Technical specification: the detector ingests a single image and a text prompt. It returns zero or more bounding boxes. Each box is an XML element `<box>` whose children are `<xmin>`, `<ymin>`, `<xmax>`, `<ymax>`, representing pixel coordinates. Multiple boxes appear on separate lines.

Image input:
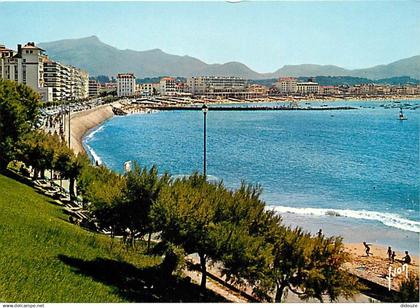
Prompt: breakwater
<box><xmin>147</xmin><ymin>106</ymin><xmax>357</xmax><ymax>111</ymax></box>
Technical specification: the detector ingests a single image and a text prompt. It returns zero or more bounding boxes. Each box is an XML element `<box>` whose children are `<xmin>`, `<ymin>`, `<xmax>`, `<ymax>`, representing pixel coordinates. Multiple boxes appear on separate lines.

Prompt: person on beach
<box><xmin>317</xmin><ymin>229</ymin><xmax>322</xmax><ymax>237</ymax></box>
<box><xmin>402</xmin><ymin>251</ymin><xmax>411</xmax><ymax>264</ymax></box>
<box><xmin>363</xmin><ymin>242</ymin><xmax>372</xmax><ymax>256</ymax></box>
<box><xmin>387</xmin><ymin>246</ymin><xmax>392</xmax><ymax>261</ymax></box>
<box><xmin>391</xmin><ymin>251</ymin><xmax>396</xmax><ymax>263</ymax></box>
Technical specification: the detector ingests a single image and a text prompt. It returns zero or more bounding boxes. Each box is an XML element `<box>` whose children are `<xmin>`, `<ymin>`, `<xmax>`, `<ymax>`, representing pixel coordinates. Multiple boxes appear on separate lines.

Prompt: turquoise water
<box><xmin>85</xmin><ymin>100</ymin><xmax>419</xmax><ymax>252</ymax></box>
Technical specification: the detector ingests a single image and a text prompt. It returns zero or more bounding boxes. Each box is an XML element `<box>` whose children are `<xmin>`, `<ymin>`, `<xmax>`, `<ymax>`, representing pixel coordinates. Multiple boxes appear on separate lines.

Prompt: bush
<box><xmin>395</xmin><ymin>273</ymin><xmax>420</xmax><ymax>302</ymax></box>
<box><xmin>161</xmin><ymin>243</ymin><xmax>186</xmax><ymax>277</ymax></box>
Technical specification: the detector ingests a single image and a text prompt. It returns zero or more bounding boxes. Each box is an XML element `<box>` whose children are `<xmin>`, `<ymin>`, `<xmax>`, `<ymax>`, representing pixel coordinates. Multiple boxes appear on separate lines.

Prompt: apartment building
<box><xmin>1</xmin><ymin>42</ymin><xmax>88</xmax><ymax>102</ymax></box>
<box><xmin>70</xmin><ymin>66</ymin><xmax>89</xmax><ymax>100</ymax></box>
<box><xmin>0</xmin><ymin>42</ymin><xmax>53</xmax><ymax>102</ymax></box>
<box><xmin>89</xmin><ymin>79</ymin><xmax>100</xmax><ymax>97</ymax></box>
<box><xmin>319</xmin><ymin>86</ymin><xmax>340</xmax><ymax>95</ymax></box>
<box><xmin>187</xmin><ymin>76</ymin><xmax>247</xmax><ymax>98</ymax></box>
<box><xmin>138</xmin><ymin>83</ymin><xmax>159</xmax><ymax>96</ymax></box>
<box><xmin>159</xmin><ymin>77</ymin><xmax>177</xmax><ymax>96</ymax></box>
<box><xmin>275</xmin><ymin>77</ymin><xmax>298</xmax><ymax>94</ymax></box>
<box><xmin>43</xmin><ymin>60</ymin><xmax>88</xmax><ymax>101</ymax></box>
<box><xmin>248</xmin><ymin>84</ymin><xmax>269</xmax><ymax>97</ymax></box>
<box><xmin>297</xmin><ymin>81</ymin><xmax>319</xmax><ymax>95</ymax></box>
<box><xmin>117</xmin><ymin>73</ymin><xmax>136</xmax><ymax>97</ymax></box>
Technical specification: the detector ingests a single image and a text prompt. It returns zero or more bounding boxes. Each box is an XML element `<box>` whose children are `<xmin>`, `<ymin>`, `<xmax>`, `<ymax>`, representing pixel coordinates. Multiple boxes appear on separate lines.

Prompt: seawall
<box><xmin>69</xmin><ymin>104</ymin><xmax>116</xmax><ymax>155</ymax></box>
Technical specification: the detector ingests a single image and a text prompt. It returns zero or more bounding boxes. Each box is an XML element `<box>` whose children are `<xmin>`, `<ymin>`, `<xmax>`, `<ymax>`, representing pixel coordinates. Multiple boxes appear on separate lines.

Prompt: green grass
<box><xmin>0</xmin><ymin>172</ymin><xmax>227</xmax><ymax>303</ymax></box>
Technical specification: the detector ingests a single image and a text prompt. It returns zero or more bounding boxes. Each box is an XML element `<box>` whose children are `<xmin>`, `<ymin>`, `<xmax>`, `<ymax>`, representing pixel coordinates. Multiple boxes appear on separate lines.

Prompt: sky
<box><xmin>0</xmin><ymin>1</ymin><xmax>419</xmax><ymax>73</ymax></box>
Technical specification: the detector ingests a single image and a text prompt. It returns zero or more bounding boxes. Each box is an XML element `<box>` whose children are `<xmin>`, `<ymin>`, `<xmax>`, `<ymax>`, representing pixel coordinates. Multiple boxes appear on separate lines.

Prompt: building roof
<box><xmin>0</xmin><ymin>46</ymin><xmax>13</xmax><ymax>52</ymax></box>
<box><xmin>297</xmin><ymin>82</ymin><xmax>319</xmax><ymax>85</ymax></box>
<box><xmin>117</xmin><ymin>73</ymin><xmax>135</xmax><ymax>78</ymax></box>
<box><xmin>22</xmin><ymin>42</ymin><xmax>45</xmax><ymax>51</ymax></box>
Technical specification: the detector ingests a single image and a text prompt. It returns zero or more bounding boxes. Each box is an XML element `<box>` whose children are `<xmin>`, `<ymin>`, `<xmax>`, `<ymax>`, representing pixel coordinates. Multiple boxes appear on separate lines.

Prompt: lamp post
<box><xmin>202</xmin><ymin>104</ymin><xmax>208</xmax><ymax>178</ymax></box>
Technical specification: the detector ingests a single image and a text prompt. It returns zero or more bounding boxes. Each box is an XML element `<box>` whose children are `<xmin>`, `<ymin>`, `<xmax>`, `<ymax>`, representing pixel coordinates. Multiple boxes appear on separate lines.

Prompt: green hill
<box><xmin>0</xmin><ymin>172</ymin><xmax>225</xmax><ymax>303</ymax></box>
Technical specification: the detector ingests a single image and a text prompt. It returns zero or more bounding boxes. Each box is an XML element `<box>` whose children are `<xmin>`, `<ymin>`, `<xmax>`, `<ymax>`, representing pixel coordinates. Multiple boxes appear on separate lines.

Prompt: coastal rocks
<box><xmin>112</xmin><ymin>107</ymin><xmax>127</xmax><ymax>115</ymax></box>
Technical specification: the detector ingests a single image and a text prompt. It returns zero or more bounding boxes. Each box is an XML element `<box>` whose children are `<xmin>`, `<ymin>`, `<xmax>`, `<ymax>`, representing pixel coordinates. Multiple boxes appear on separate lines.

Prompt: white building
<box><xmin>0</xmin><ymin>42</ymin><xmax>53</xmax><ymax>102</ymax></box>
<box><xmin>69</xmin><ymin>66</ymin><xmax>89</xmax><ymax>100</ymax></box>
<box><xmin>297</xmin><ymin>81</ymin><xmax>319</xmax><ymax>95</ymax></box>
<box><xmin>1</xmin><ymin>42</ymin><xmax>88</xmax><ymax>102</ymax></box>
<box><xmin>138</xmin><ymin>83</ymin><xmax>158</xmax><ymax>96</ymax></box>
<box><xmin>44</xmin><ymin>60</ymin><xmax>88</xmax><ymax>101</ymax></box>
<box><xmin>89</xmin><ymin>79</ymin><xmax>100</xmax><ymax>97</ymax></box>
<box><xmin>187</xmin><ymin>76</ymin><xmax>247</xmax><ymax>97</ymax></box>
<box><xmin>275</xmin><ymin>77</ymin><xmax>298</xmax><ymax>94</ymax></box>
<box><xmin>159</xmin><ymin>77</ymin><xmax>177</xmax><ymax>96</ymax></box>
<box><xmin>117</xmin><ymin>73</ymin><xmax>136</xmax><ymax>97</ymax></box>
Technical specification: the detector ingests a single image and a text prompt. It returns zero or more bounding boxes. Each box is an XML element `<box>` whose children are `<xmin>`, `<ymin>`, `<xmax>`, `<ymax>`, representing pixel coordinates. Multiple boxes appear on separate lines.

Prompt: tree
<box><xmin>123</xmin><ymin>163</ymin><xmax>170</xmax><ymax>250</ymax></box>
<box><xmin>77</xmin><ymin>164</ymin><xmax>126</xmax><ymax>234</ymax></box>
<box><xmin>0</xmin><ymin>79</ymin><xmax>41</xmax><ymax>169</ymax></box>
<box><xmin>151</xmin><ymin>173</ymin><xmax>232</xmax><ymax>289</ymax></box>
<box><xmin>18</xmin><ymin>131</ymin><xmax>53</xmax><ymax>179</ymax></box>
<box><xmin>58</xmin><ymin>152</ymin><xmax>89</xmax><ymax>199</ymax></box>
<box><xmin>212</xmin><ymin>183</ymin><xmax>282</xmax><ymax>300</ymax></box>
<box><xmin>211</xmin><ymin>183</ymin><xmax>360</xmax><ymax>303</ymax></box>
<box><xmin>258</xmin><ymin>227</ymin><xmax>360</xmax><ymax>302</ymax></box>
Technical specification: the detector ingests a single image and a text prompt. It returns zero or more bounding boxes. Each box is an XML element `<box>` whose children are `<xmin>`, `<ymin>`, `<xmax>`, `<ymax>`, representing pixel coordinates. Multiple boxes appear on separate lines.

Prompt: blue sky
<box><xmin>0</xmin><ymin>1</ymin><xmax>419</xmax><ymax>72</ymax></box>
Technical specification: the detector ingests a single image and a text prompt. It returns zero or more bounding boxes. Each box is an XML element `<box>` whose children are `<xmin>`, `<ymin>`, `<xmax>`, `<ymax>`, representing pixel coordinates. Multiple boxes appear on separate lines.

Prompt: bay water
<box><xmin>84</xmin><ymin>100</ymin><xmax>419</xmax><ymax>253</ymax></box>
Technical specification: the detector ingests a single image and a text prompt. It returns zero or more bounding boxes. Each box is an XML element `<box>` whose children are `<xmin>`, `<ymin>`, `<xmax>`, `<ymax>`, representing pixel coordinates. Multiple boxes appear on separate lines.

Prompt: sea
<box><xmin>84</xmin><ymin>100</ymin><xmax>420</xmax><ymax>254</ymax></box>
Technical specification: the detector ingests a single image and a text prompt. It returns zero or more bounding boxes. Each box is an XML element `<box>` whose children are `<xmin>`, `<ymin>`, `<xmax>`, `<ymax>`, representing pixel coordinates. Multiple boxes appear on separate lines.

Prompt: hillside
<box><xmin>39</xmin><ymin>36</ymin><xmax>262</xmax><ymax>79</ymax></box>
<box><xmin>0</xmin><ymin>172</ymin><xmax>226</xmax><ymax>302</ymax></box>
<box><xmin>39</xmin><ymin>36</ymin><xmax>420</xmax><ymax>79</ymax></box>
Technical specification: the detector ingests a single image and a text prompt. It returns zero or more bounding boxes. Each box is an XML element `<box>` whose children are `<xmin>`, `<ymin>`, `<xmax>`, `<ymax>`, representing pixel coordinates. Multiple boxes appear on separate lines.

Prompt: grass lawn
<box><xmin>0</xmin><ymin>172</ymin><xmax>227</xmax><ymax>303</ymax></box>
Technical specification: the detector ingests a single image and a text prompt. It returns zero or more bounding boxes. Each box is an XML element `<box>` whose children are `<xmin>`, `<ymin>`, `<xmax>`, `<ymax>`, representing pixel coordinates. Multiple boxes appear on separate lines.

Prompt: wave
<box><xmin>270</xmin><ymin>205</ymin><xmax>420</xmax><ymax>233</ymax></box>
<box><xmin>84</xmin><ymin>125</ymin><xmax>104</xmax><ymax>141</ymax></box>
<box><xmin>84</xmin><ymin>143</ymin><xmax>103</xmax><ymax>166</ymax></box>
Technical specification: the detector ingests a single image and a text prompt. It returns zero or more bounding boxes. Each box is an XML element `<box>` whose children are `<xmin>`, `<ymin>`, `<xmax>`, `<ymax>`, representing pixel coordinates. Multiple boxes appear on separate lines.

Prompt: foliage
<box><xmin>214</xmin><ymin>184</ymin><xmax>280</xmax><ymax>290</ymax></box>
<box><xmin>257</xmin><ymin>228</ymin><xmax>361</xmax><ymax>302</ymax></box>
<box><xmin>0</xmin><ymin>79</ymin><xmax>42</xmax><ymax>169</ymax></box>
<box><xmin>395</xmin><ymin>273</ymin><xmax>420</xmax><ymax>302</ymax></box>
<box><xmin>18</xmin><ymin>130</ymin><xmax>56</xmax><ymax>179</ymax></box>
<box><xmin>160</xmin><ymin>242</ymin><xmax>186</xmax><ymax>277</ymax></box>
<box><xmin>91</xmin><ymin>75</ymin><xmax>111</xmax><ymax>84</ymax></box>
<box><xmin>123</xmin><ymin>163</ymin><xmax>170</xmax><ymax>247</ymax></box>
<box><xmin>151</xmin><ymin>173</ymin><xmax>231</xmax><ymax>288</ymax></box>
<box><xmin>54</xmin><ymin>146</ymin><xmax>89</xmax><ymax>199</ymax></box>
<box><xmin>77</xmin><ymin>164</ymin><xmax>126</xmax><ymax>233</ymax></box>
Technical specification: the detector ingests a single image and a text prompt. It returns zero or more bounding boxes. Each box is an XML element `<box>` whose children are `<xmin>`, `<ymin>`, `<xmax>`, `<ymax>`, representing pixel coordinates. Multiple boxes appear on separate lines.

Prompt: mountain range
<box><xmin>39</xmin><ymin>36</ymin><xmax>420</xmax><ymax>80</ymax></box>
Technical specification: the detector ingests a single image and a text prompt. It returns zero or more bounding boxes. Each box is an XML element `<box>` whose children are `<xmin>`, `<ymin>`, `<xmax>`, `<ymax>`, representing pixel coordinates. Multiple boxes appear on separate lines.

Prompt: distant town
<box><xmin>1</xmin><ymin>41</ymin><xmax>419</xmax><ymax>104</ymax></box>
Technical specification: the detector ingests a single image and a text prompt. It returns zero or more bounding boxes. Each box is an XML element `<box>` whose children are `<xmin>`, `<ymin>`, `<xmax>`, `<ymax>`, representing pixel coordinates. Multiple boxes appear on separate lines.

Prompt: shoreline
<box><xmin>174</xmin><ymin>95</ymin><xmax>420</xmax><ymax>106</ymax></box>
<box><xmin>69</xmin><ymin>103</ymin><xmax>117</xmax><ymax>155</ymax></box>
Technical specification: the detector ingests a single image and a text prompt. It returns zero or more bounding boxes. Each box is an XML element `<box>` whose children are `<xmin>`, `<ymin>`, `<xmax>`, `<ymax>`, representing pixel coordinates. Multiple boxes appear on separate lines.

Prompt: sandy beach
<box><xmin>344</xmin><ymin>243</ymin><xmax>419</xmax><ymax>292</ymax></box>
<box><xmin>68</xmin><ymin>104</ymin><xmax>117</xmax><ymax>154</ymax></box>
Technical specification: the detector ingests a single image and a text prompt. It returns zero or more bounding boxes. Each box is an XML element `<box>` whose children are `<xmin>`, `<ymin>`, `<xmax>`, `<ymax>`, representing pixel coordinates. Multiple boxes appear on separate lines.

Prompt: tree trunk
<box><xmin>40</xmin><ymin>169</ymin><xmax>45</xmax><ymax>179</ymax></box>
<box><xmin>69</xmin><ymin>177</ymin><xmax>75</xmax><ymax>200</ymax></box>
<box><xmin>275</xmin><ymin>283</ymin><xmax>286</xmax><ymax>303</ymax></box>
<box><xmin>0</xmin><ymin>158</ymin><xmax>8</xmax><ymax>172</ymax></box>
<box><xmin>199</xmin><ymin>252</ymin><xmax>207</xmax><ymax>290</ymax></box>
<box><xmin>147</xmin><ymin>232</ymin><xmax>152</xmax><ymax>253</ymax></box>
<box><xmin>32</xmin><ymin>168</ymin><xmax>38</xmax><ymax>180</ymax></box>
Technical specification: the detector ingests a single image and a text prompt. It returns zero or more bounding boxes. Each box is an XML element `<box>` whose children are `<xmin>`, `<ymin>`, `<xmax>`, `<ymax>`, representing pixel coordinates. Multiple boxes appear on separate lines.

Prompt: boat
<box><xmin>398</xmin><ymin>107</ymin><xmax>407</xmax><ymax>121</ymax></box>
